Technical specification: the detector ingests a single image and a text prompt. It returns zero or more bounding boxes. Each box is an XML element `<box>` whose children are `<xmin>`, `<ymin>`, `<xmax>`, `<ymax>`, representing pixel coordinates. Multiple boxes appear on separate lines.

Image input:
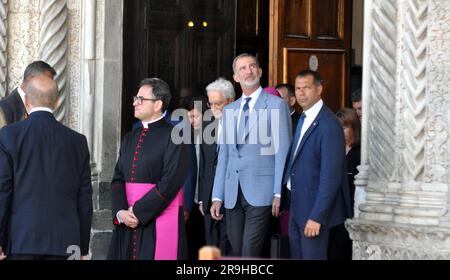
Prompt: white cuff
<box><xmin>116</xmin><ymin>210</ymin><xmax>126</xmax><ymax>224</ymax></box>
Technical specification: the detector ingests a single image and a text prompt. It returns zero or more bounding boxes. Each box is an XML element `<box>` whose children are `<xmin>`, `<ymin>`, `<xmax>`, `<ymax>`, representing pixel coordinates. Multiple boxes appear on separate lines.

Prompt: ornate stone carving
<box><xmin>424</xmin><ymin>0</ymin><xmax>450</xmax><ymax>184</ymax></box>
<box><xmin>0</xmin><ymin>0</ymin><xmax>7</xmax><ymax>98</ymax></box>
<box><xmin>425</xmin><ymin>115</ymin><xmax>448</xmax><ymax>183</ymax></box>
<box><xmin>347</xmin><ymin>219</ymin><xmax>450</xmax><ymax>260</ymax></box>
<box><xmin>367</xmin><ymin>0</ymin><xmax>397</xmax><ymax>184</ymax></box>
<box><xmin>400</xmin><ymin>0</ymin><xmax>428</xmax><ymax>184</ymax></box>
<box><xmin>39</xmin><ymin>0</ymin><xmax>68</xmax><ymax>122</ymax></box>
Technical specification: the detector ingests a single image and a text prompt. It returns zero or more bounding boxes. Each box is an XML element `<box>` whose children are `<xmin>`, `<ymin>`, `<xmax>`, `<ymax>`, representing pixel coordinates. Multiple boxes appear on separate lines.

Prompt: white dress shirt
<box><xmin>29</xmin><ymin>107</ymin><xmax>53</xmax><ymax>114</ymax></box>
<box><xmin>237</xmin><ymin>87</ymin><xmax>262</xmax><ymax>127</ymax></box>
<box><xmin>141</xmin><ymin>114</ymin><xmax>165</xmax><ymax>128</ymax></box>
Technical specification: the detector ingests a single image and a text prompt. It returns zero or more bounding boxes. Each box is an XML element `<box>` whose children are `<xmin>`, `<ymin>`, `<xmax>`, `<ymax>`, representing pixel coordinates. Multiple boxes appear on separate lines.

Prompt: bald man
<box><xmin>0</xmin><ymin>76</ymin><xmax>93</xmax><ymax>260</ymax></box>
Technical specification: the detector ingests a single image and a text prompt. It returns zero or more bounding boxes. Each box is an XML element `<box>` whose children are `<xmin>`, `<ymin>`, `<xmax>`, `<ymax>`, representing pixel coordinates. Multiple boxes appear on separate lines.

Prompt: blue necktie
<box><xmin>286</xmin><ymin>113</ymin><xmax>306</xmax><ymax>176</ymax></box>
<box><xmin>237</xmin><ymin>97</ymin><xmax>251</xmax><ymax>148</ymax></box>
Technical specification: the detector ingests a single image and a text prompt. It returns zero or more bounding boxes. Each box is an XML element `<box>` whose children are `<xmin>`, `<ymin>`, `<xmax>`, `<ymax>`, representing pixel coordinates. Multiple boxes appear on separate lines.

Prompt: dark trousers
<box><xmin>328</xmin><ymin>223</ymin><xmax>352</xmax><ymax>260</ymax></box>
<box><xmin>204</xmin><ymin>212</ymin><xmax>233</xmax><ymax>256</ymax></box>
<box><xmin>226</xmin><ymin>187</ymin><xmax>271</xmax><ymax>257</ymax></box>
<box><xmin>7</xmin><ymin>254</ymin><xmax>67</xmax><ymax>260</ymax></box>
<box><xmin>185</xmin><ymin>203</ymin><xmax>206</xmax><ymax>260</ymax></box>
<box><xmin>288</xmin><ymin>212</ymin><xmax>330</xmax><ymax>260</ymax></box>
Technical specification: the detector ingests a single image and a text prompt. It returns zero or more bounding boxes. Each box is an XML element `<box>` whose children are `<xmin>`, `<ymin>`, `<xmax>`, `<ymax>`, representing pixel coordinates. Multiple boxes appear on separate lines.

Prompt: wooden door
<box><xmin>236</xmin><ymin>0</ymin><xmax>270</xmax><ymax>96</ymax></box>
<box><xmin>270</xmin><ymin>0</ymin><xmax>353</xmax><ymax>112</ymax></box>
<box><xmin>122</xmin><ymin>0</ymin><xmax>235</xmax><ymax>136</ymax></box>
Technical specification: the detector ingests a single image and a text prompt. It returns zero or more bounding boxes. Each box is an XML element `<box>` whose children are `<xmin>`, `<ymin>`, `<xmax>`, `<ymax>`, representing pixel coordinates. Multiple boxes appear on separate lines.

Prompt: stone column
<box><xmin>88</xmin><ymin>0</ymin><xmax>123</xmax><ymax>259</ymax></box>
<box><xmin>347</xmin><ymin>0</ymin><xmax>450</xmax><ymax>260</ymax></box>
<box><xmin>39</xmin><ymin>0</ymin><xmax>68</xmax><ymax>122</ymax></box>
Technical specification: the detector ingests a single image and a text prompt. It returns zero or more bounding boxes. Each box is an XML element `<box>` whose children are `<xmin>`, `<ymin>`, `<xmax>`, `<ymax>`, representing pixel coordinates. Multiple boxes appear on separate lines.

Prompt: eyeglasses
<box><xmin>133</xmin><ymin>95</ymin><xmax>159</xmax><ymax>105</ymax></box>
<box><xmin>207</xmin><ymin>101</ymin><xmax>226</xmax><ymax>109</ymax></box>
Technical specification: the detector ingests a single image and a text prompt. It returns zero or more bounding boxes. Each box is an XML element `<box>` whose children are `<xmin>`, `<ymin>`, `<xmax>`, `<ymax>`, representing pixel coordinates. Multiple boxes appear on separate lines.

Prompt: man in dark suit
<box><xmin>276</xmin><ymin>83</ymin><xmax>300</xmax><ymax>132</ymax></box>
<box><xmin>198</xmin><ymin>78</ymin><xmax>235</xmax><ymax>255</ymax></box>
<box><xmin>0</xmin><ymin>61</ymin><xmax>56</xmax><ymax>128</ymax></box>
<box><xmin>283</xmin><ymin>70</ymin><xmax>352</xmax><ymax>260</ymax></box>
<box><xmin>275</xmin><ymin>83</ymin><xmax>300</xmax><ymax>237</ymax></box>
<box><xmin>0</xmin><ymin>75</ymin><xmax>93</xmax><ymax>260</ymax></box>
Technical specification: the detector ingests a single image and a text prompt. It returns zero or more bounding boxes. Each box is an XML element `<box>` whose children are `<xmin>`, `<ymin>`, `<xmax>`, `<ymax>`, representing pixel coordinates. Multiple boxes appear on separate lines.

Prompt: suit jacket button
<box><xmin>236</xmin><ymin>170</ymin><xmax>239</xmax><ymax>174</ymax></box>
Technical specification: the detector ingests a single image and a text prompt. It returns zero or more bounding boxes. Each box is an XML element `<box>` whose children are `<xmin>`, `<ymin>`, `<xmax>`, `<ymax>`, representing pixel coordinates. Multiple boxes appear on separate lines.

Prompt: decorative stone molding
<box><xmin>400</xmin><ymin>0</ymin><xmax>428</xmax><ymax>184</ymax></box>
<box><xmin>347</xmin><ymin>219</ymin><xmax>450</xmax><ymax>260</ymax></box>
<box><xmin>358</xmin><ymin>0</ymin><xmax>448</xmax><ymax>224</ymax></box>
<box><xmin>425</xmin><ymin>0</ymin><xmax>450</xmax><ymax>185</ymax></box>
<box><xmin>356</xmin><ymin>0</ymin><xmax>399</xmax><ymax>220</ymax></box>
<box><xmin>350</xmin><ymin>0</ymin><xmax>450</xmax><ymax>259</ymax></box>
<box><xmin>366</xmin><ymin>0</ymin><xmax>398</xmax><ymax>184</ymax></box>
<box><xmin>0</xmin><ymin>0</ymin><xmax>7</xmax><ymax>98</ymax></box>
<box><xmin>39</xmin><ymin>0</ymin><xmax>68</xmax><ymax>122</ymax></box>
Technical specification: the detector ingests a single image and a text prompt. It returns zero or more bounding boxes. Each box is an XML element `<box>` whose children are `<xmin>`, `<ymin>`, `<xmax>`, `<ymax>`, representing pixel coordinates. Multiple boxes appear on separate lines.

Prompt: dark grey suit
<box><xmin>199</xmin><ymin>120</ymin><xmax>231</xmax><ymax>255</ymax></box>
<box><xmin>0</xmin><ymin>88</ymin><xmax>27</xmax><ymax>125</ymax></box>
<box><xmin>0</xmin><ymin>111</ymin><xmax>93</xmax><ymax>258</ymax></box>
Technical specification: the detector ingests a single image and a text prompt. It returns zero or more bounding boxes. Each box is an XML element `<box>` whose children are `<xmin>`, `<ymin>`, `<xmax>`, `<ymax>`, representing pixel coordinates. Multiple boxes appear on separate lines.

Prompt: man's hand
<box><xmin>0</xmin><ymin>246</ymin><xmax>6</xmax><ymax>261</ymax></box>
<box><xmin>184</xmin><ymin>210</ymin><xmax>190</xmax><ymax>222</ymax></box>
<box><xmin>119</xmin><ymin>210</ymin><xmax>139</xmax><ymax>228</ymax></box>
<box><xmin>272</xmin><ymin>197</ymin><xmax>281</xmax><ymax>218</ymax></box>
<box><xmin>80</xmin><ymin>255</ymin><xmax>90</xmax><ymax>260</ymax></box>
<box><xmin>199</xmin><ymin>203</ymin><xmax>205</xmax><ymax>216</ymax></box>
<box><xmin>304</xmin><ymin>220</ymin><xmax>321</xmax><ymax>238</ymax></box>
<box><xmin>210</xmin><ymin>201</ymin><xmax>223</xmax><ymax>221</ymax></box>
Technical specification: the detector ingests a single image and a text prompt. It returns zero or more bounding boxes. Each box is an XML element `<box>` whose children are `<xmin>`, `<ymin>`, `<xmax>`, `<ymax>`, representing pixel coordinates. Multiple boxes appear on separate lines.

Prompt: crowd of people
<box><xmin>0</xmin><ymin>55</ymin><xmax>362</xmax><ymax>260</ymax></box>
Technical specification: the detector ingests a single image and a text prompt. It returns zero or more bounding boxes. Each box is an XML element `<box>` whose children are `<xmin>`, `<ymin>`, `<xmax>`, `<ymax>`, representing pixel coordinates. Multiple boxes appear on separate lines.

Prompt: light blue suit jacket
<box><xmin>212</xmin><ymin>91</ymin><xmax>292</xmax><ymax>209</ymax></box>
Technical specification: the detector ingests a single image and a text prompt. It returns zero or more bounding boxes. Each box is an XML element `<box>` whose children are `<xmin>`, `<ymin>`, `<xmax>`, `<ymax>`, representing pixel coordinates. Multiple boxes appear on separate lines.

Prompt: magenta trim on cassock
<box><xmin>125</xmin><ymin>183</ymin><xmax>183</xmax><ymax>260</ymax></box>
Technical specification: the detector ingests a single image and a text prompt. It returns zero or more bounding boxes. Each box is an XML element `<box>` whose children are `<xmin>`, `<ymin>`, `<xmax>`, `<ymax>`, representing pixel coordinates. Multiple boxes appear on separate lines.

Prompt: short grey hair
<box><xmin>232</xmin><ymin>53</ymin><xmax>259</xmax><ymax>74</ymax></box>
<box><xmin>206</xmin><ymin>78</ymin><xmax>235</xmax><ymax>99</ymax></box>
<box><xmin>23</xmin><ymin>61</ymin><xmax>56</xmax><ymax>82</ymax></box>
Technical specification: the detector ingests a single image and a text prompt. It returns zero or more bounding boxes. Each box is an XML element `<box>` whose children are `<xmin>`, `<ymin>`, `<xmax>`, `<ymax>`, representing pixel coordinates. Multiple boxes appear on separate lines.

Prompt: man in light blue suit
<box><xmin>210</xmin><ymin>53</ymin><xmax>292</xmax><ymax>257</ymax></box>
<box><xmin>284</xmin><ymin>70</ymin><xmax>352</xmax><ymax>260</ymax></box>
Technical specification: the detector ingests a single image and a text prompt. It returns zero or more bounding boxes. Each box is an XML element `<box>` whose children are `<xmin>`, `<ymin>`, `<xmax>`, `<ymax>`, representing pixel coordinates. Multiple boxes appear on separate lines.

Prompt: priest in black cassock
<box><xmin>107</xmin><ymin>78</ymin><xmax>189</xmax><ymax>260</ymax></box>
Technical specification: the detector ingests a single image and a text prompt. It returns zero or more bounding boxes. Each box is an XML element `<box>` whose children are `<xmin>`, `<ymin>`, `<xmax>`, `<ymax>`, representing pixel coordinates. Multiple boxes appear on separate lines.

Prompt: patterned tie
<box><xmin>285</xmin><ymin>113</ymin><xmax>306</xmax><ymax>177</ymax></box>
<box><xmin>237</xmin><ymin>97</ymin><xmax>251</xmax><ymax>148</ymax></box>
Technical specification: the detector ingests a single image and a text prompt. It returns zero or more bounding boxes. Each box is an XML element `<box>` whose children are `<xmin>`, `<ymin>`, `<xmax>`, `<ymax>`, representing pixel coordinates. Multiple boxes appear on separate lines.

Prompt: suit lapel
<box><xmin>291</xmin><ymin>106</ymin><xmax>325</xmax><ymax>163</ymax></box>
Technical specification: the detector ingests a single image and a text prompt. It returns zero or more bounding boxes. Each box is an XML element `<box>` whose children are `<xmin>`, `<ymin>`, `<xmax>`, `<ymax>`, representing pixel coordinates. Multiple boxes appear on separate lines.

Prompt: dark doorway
<box><xmin>122</xmin><ymin>0</ymin><xmax>236</xmax><ymax>136</ymax></box>
<box><xmin>235</xmin><ymin>0</ymin><xmax>270</xmax><ymax>97</ymax></box>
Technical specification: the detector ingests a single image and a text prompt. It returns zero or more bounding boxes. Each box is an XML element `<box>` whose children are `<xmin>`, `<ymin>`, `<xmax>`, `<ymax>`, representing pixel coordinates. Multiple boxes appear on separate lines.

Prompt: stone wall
<box><xmin>2</xmin><ymin>0</ymin><xmax>123</xmax><ymax>259</ymax></box>
<box><xmin>348</xmin><ymin>0</ymin><xmax>450</xmax><ymax>260</ymax></box>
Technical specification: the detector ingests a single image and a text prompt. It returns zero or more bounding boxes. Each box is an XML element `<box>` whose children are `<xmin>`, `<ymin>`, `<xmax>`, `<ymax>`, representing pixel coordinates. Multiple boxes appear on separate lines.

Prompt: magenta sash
<box><xmin>125</xmin><ymin>183</ymin><xmax>183</xmax><ymax>260</ymax></box>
